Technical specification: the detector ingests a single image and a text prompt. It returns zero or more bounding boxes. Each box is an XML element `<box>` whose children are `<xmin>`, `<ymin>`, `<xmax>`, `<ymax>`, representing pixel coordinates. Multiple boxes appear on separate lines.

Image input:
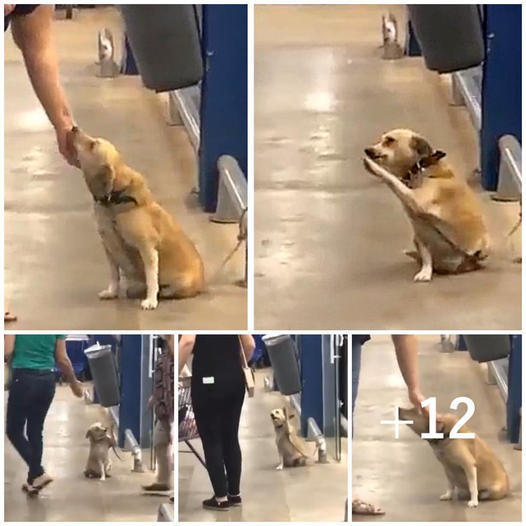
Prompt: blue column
<box><xmin>199</xmin><ymin>5</ymin><xmax>247</xmax><ymax>212</ymax></box>
<box><xmin>405</xmin><ymin>20</ymin><xmax>421</xmax><ymax>56</ymax></box>
<box><xmin>507</xmin><ymin>335</ymin><xmax>521</xmax><ymax>443</ymax></box>
<box><xmin>120</xmin><ymin>35</ymin><xmax>139</xmax><ymax>75</ymax></box>
<box><xmin>480</xmin><ymin>5</ymin><xmax>522</xmax><ymax>190</ymax></box>
<box><xmin>118</xmin><ymin>335</ymin><xmax>142</xmax><ymax>448</ymax></box>
<box><xmin>297</xmin><ymin>335</ymin><xmax>323</xmax><ymax>436</ymax></box>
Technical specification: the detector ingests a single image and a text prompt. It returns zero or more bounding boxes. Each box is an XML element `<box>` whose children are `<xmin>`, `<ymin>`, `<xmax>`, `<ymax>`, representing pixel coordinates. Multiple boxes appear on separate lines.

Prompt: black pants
<box><xmin>6</xmin><ymin>369</ymin><xmax>56</xmax><ymax>483</ymax></box>
<box><xmin>192</xmin><ymin>385</ymin><xmax>245</xmax><ymax>497</ymax></box>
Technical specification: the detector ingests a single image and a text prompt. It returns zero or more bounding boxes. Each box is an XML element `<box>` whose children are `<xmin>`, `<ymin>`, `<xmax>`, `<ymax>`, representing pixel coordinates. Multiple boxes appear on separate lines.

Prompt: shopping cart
<box><xmin>178</xmin><ymin>376</ymin><xmax>206</xmax><ymax>468</ymax></box>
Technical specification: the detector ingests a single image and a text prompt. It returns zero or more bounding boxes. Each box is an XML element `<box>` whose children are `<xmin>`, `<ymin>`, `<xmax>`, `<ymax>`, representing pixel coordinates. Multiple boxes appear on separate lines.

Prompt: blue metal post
<box><xmin>507</xmin><ymin>335</ymin><xmax>521</xmax><ymax>443</ymax></box>
<box><xmin>120</xmin><ymin>35</ymin><xmax>139</xmax><ymax>75</ymax></box>
<box><xmin>480</xmin><ymin>5</ymin><xmax>522</xmax><ymax>190</ymax></box>
<box><xmin>118</xmin><ymin>335</ymin><xmax>142</xmax><ymax>448</ymax></box>
<box><xmin>199</xmin><ymin>5</ymin><xmax>247</xmax><ymax>212</ymax></box>
<box><xmin>297</xmin><ymin>335</ymin><xmax>323</xmax><ymax>437</ymax></box>
<box><xmin>405</xmin><ymin>20</ymin><xmax>421</xmax><ymax>56</ymax></box>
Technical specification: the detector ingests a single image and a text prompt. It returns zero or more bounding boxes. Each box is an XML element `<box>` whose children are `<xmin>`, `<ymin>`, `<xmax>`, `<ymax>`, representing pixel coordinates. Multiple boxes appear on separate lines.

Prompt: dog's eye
<box><xmin>384</xmin><ymin>137</ymin><xmax>395</xmax><ymax>145</ymax></box>
<box><xmin>89</xmin><ymin>140</ymin><xmax>97</xmax><ymax>150</ymax></box>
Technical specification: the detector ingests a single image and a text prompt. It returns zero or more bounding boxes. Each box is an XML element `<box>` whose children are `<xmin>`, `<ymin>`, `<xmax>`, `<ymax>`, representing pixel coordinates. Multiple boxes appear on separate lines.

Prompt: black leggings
<box><xmin>192</xmin><ymin>386</ymin><xmax>245</xmax><ymax>497</ymax></box>
<box><xmin>6</xmin><ymin>369</ymin><xmax>56</xmax><ymax>483</ymax></box>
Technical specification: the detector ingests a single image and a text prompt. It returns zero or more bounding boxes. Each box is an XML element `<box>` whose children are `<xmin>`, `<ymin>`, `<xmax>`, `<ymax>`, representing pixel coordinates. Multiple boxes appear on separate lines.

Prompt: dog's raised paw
<box><xmin>141</xmin><ymin>298</ymin><xmax>158</xmax><ymax>310</ymax></box>
<box><xmin>467</xmin><ymin>500</ymin><xmax>478</xmax><ymax>508</ymax></box>
<box><xmin>98</xmin><ymin>288</ymin><xmax>118</xmax><ymax>300</ymax></box>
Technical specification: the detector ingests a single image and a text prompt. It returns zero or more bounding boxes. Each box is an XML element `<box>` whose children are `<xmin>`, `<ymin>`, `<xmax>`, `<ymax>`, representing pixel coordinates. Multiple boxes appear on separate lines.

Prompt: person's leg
<box><xmin>25</xmin><ymin>374</ymin><xmax>56</xmax><ymax>484</ymax></box>
<box><xmin>220</xmin><ymin>387</ymin><xmax>245</xmax><ymax>498</ymax></box>
<box><xmin>144</xmin><ymin>419</ymin><xmax>171</xmax><ymax>490</ymax></box>
<box><xmin>6</xmin><ymin>372</ymin><xmax>33</xmax><ymax>472</ymax></box>
<box><xmin>351</xmin><ymin>338</ymin><xmax>362</xmax><ymax>417</ymax></box>
<box><xmin>192</xmin><ymin>392</ymin><xmax>228</xmax><ymax>500</ymax></box>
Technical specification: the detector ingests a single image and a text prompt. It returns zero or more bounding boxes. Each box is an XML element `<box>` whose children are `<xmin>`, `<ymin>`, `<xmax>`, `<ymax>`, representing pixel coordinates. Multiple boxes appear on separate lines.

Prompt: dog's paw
<box><xmin>467</xmin><ymin>499</ymin><xmax>478</xmax><ymax>508</ymax></box>
<box><xmin>363</xmin><ymin>157</ymin><xmax>380</xmax><ymax>176</ymax></box>
<box><xmin>98</xmin><ymin>287</ymin><xmax>118</xmax><ymax>300</ymax></box>
<box><xmin>275</xmin><ymin>464</ymin><xmax>284</xmax><ymax>471</ymax></box>
<box><xmin>413</xmin><ymin>268</ymin><xmax>432</xmax><ymax>282</ymax></box>
<box><xmin>141</xmin><ymin>298</ymin><xmax>158</xmax><ymax>310</ymax></box>
<box><xmin>439</xmin><ymin>491</ymin><xmax>453</xmax><ymax>501</ymax></box>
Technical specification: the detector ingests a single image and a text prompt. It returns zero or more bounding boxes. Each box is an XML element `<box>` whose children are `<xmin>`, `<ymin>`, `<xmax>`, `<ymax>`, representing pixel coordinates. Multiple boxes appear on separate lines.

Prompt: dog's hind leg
<box><xmin>98</xmin><ymin>245</ymin><xmax>121</xmax><ymax>299</ymax></box>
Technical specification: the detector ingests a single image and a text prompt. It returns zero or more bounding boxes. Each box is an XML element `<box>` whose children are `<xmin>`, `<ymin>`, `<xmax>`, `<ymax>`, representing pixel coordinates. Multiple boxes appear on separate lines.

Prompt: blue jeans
<box><xmin>6</xmin><ymin>369</ymin><xmax>56</xmax><ymax>483</ymax></box>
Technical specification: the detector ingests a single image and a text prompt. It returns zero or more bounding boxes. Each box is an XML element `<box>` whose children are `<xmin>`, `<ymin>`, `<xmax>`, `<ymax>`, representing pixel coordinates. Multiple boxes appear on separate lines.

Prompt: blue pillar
<box><xmin>118</xmin><ymin>335</ymin><xmax>142</xmax><ymax>448</ymax></box>
<box><xmin>120</xmin><ymin>35</ymin><xmax>139</xmax><ymax>75</ymax></box>
<box><xmin>480</xmin><ymin>5</ymin><xmax>522</xmax><ymax>190</ymax></box>
<box><xmin>507</xmin><ymin>335</ymin><xmax>521</xmax><ymax>443</ymax></box>
<box><xmin>297</xmin><ymin>335</ymin><xmax>323</xmax><ymax>437</ymax></box>
<box><xmin>199</xmin><ymin>5</ymin><xmax>247</xmax><ymax>212</ymax></box>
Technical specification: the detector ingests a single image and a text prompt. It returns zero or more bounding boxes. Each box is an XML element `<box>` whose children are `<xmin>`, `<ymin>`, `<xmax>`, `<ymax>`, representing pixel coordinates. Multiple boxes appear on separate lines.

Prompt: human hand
<box><xmin>408</xmin><ymin>388</ymin><xmax>428</xmax><ymax>416</ymax></box>
<box><xmin>56</xmin><ymin>125</ymin><xmax>80</xmax><ymax>167</ymax></box>
<box><xmin>70</xmin><ymin>380</ymin><xmax>84</xmax><ymax>398</ymax></box>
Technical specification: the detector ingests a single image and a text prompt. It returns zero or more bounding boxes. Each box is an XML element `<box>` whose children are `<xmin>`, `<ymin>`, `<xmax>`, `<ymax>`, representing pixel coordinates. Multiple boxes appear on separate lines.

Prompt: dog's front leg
<box><xmin>99</xmin><ymin>246</ymin><xmax>121</xmax><ymax>299</ymax></box>
<box><xmin>138</xmin><ymin>245</ymin><xmax>159</xmax><ymax>310</ymax></box>
<box><xmin>464</xmin><ymin>464</ymin><xmax>478</xmax><ymax>508</ymax></box>
<box><xmin>276</xmin><ymin>455</ymin><xmax>284</xmax><ymax>471</ymax></box>
<box><xmin>413</xmin><ymin>238</ymin><xmax>433</xmax><ymax>282</ymax></box>
<box><xmin>99</xmin><ymin>460</ymin><xmax>106</xmax><ymax>481</ymax></box>
<box><xmin>363</xmin><ymin>158</ymin><xmax>422</xmax><ymax>214</ymax></box>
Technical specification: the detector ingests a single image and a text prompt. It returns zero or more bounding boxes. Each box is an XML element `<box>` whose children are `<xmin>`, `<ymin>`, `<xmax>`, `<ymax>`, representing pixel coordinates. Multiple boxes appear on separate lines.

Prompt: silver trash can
<box><xmin>262</xmin><ymin>335</ymin><xmax>301</xmax><ymax>395</ymax></box>
<box><xmin>84</xmin><ymin>344</ymin><xmax>120</xmax><ymax>407</ymax></box>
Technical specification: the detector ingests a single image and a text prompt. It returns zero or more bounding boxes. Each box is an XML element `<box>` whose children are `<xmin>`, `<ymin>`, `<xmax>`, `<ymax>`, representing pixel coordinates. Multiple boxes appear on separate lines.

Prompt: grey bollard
<box><xmin>408</xmin><ymin>5</ymin><xmax>484</xmax><ymax>73</ymax></box>
<box><xmin>120</xmin><ymin>5</ymin><xmax>203</xmax><ymax>92</ymax></box>
<box><xmin>84</xmin><ymin>345</ymin><xmax>120</xmax><ymax>407</ymax></box>
<box><xmin>463</xmin><ymin>335</ymin><xmax>511</xmax><ymax>363</ymax></box>
<box><xmin>262</xmin><ymin>335</ymin><xmax>301</xmax><ymax>395</ymax></box>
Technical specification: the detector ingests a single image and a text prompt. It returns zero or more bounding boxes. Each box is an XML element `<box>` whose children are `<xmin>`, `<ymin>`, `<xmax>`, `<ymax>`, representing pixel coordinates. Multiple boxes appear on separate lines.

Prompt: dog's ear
<box><xmin>87</xmin><ymin>163</ymin><xmax>115</xmax><ymax>199</ymax></box>
<box><xmin>410</xmin><ymin>135</ymin><xmax>433</xmax><ymax>157</ymax></box>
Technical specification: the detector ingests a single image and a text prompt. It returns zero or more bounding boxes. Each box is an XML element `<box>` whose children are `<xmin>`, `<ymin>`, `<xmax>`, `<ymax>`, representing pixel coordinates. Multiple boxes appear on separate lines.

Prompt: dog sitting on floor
<box><xmin>270</xmin><ymin>407</ymin><xmax>316</xmax><ymax>470</ymax></box>
<box><xmin>84</xmin><ymin>422</ymin><xmax>116</xmax><ymax>481</ymax></box>
<box><xmin>363</xmin><ymin>129</ymin><xmax>490</xmax><ymax>282</ymax></box>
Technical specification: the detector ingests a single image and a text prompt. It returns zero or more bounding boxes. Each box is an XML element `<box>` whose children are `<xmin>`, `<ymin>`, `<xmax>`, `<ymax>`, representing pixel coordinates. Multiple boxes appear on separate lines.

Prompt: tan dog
<box><xmin>270</xmin><ymin>407</ymin><xmax>315</xmax><ymax>470</ymax></box>
<box><xmin>364</xmin><ymin>129</ymin><xmax>489</xmax><ymax>281</ymax></box>
<box><xmin>84</xmin><ymin>422</ymin><xmax>115</xmax><ymax>481</ymax></box>
<box><xmin>72</xmin><ymin>127</ymin><xmax>204</xmax><ymax>309</ymax></box>
<box><xmin>399</xmin><ymin>407</ymin><xmax>509</xmax><ymax>507</ymax></box>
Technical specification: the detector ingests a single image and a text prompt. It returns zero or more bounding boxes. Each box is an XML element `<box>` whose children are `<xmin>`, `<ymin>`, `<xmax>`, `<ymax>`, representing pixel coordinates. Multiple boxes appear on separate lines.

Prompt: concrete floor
<box><xmin>5</xmin><ymin>385</ymin><xmax>170</xmax><ymax>522</ymax></box>
<box><xmin>254</xmin><ymin>5</ymin><xmax>521</xmax><ymax>330</ymax></box>
<box><xmin>179</xmin><ymin>370</ymin><xmax>348</xmax><ymax>522</ymax></box>
<box><xmin>4</xmin><ymin>7</ymin><xmax>246</xmax><ymax>330</ymax></box>
<box><xmin>352</xmin><ymin>335</ymin><xmax>522</xmax><ymax>522</ymax></box>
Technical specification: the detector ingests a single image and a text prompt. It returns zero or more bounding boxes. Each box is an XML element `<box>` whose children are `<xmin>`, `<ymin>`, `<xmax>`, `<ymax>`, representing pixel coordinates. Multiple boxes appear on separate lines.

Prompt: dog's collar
<box><xmin>426</xmin><ymin>431</ymin><xmax>450</xmax><ymax>445</ymax></box>
<box><xmin>407</xmin><ymin>150</ymin><xmax>446</xmax><ymax>176</ymax></box>
<box><xmin>94</xmin><ymin>189</ymin><xmax>137</xmax><ymax>206</ymax></box>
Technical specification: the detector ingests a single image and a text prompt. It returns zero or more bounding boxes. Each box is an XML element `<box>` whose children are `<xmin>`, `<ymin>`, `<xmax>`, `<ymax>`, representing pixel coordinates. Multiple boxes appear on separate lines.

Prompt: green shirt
<box><xmin>11</xmin><ymin>335</ymin><xmax>67</xmax><ymax>370</ymax></box>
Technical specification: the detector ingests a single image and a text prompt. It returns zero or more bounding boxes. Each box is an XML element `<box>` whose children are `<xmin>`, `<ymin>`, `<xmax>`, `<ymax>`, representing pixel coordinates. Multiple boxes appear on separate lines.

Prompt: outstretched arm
<box><xmin>11</xmin><ymin>5</ymin><xmax>77</xmax><ymax>166</ymax></box>
<box><xmin>392</xmin><ymin>335</ymin><xmax>427</xmax><ymax>414</ymax></box>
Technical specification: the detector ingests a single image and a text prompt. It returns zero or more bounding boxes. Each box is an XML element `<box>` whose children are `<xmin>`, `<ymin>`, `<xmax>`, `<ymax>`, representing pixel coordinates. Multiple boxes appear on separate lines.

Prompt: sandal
<box><xmin>4</xmin><ymin>311</ymin><xmax>17</xmax><ymax>322</ymax></box>
<box><xmin>352</xmin><ymin>498</ymin><xmax>385</xmax><ymax>515</ymax></box>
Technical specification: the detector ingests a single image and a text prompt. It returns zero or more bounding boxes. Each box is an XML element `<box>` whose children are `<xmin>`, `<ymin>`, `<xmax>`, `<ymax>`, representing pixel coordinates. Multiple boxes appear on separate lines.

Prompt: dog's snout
<box><xmin>71</xmin><ymin>126</ymin><xmax>78</xmax><ymax>133</ymax></box>
<box><xmin>364</xmin><ymin>147</ymin><xmax>375</xmax><ymax>158</ymax></box>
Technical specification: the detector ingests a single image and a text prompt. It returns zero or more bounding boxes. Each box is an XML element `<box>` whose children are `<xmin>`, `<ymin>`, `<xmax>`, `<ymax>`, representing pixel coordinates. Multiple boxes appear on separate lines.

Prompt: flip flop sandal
<box><xmin>22</xmin><ymin>483</ymin><xmax>39</xmax><ymax>497</ymax></box>
<box><xmin>4</xmin><ymin>312</ymin><xmax>17</xmax><ymax>322</ymax></box>
<box><xmin>352</xmin><ymin>498</ymin><xmax>385</xmax><ymax>515</ymax></box>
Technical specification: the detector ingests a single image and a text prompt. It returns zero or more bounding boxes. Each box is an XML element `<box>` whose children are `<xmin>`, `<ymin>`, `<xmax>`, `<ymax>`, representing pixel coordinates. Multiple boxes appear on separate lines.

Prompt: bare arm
<box><xmin>392</xmin><ymin>335</ymin><xmax>427</xmax><ymax>413</ymax></box>
<box><xmin>178</xmin><ymin>335</ymin><xmax>196</xmax><ymax>375</ymax></box>
<box><xmin>11</xmin><ymin>5</ymin><xmax>77</xmax><ymax>166</ymax></box>
<box><xmin>4</xmin><ymin>335</ymin><xmax>15</xmax><ymax>359</ymax></box>
<box><xmin>239</xmin><ymin>335</ymin><xmax>255</xmax><ymax>361</ymax></box>
<box><xmin>55</xmin><ymin>339</ymin><xmax>83</xmax><ymax>397</ymax></box>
